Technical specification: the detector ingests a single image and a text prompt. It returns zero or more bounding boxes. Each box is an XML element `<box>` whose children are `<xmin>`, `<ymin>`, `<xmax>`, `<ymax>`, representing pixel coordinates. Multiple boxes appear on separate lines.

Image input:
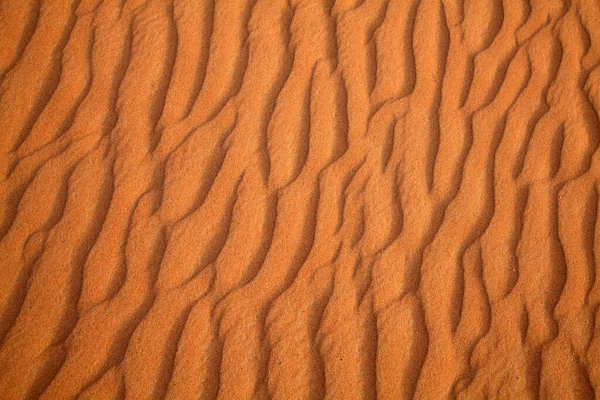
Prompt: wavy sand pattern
<box><xmin>1</xmin><ymin>0</ymin><xmax>600</xmax><ymax>398</ymax></box>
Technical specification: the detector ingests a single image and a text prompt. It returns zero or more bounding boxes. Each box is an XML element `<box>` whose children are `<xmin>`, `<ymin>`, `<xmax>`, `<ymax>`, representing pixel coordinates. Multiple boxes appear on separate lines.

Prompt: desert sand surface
<box><xmin>1</xmin><ymin>0</ymin><xmax>600</xmax><ymax>398</ymax></box>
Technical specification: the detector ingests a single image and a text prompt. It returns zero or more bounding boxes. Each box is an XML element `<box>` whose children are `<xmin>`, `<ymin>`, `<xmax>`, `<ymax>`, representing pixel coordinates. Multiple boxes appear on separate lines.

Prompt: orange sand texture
<box><xmin>1</xmin><ymin>0</ymin><xmax>600</xmax><ymax>398</ymax></box>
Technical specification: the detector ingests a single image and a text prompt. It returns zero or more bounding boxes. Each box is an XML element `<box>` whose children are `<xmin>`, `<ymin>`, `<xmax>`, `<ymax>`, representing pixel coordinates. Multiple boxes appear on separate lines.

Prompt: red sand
<box><xmin>1</xmin><ymin>0</ymin><xmax>600</xmax><ymax>398</ymax></box>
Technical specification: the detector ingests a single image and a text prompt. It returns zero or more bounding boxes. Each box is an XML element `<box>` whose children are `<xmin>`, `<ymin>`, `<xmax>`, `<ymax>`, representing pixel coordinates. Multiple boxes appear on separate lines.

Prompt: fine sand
<box><xmin>1</xmin><ymin>0</ymin><xmax>600</xmax><ymax>398</ymax></box>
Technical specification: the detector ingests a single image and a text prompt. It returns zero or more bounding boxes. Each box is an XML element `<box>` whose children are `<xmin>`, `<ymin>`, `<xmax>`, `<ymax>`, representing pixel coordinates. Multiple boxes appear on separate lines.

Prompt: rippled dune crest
<box><xmin>1</xmin><ymin>0</ymin><xmax>600</xmax><ymax>398</ymax></box>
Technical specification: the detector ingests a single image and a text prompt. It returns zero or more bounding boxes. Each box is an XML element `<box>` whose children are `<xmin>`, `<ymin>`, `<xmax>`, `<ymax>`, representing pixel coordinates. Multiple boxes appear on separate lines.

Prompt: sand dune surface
<box><xmin>1</xmin><ymin>0</ymin><xmax>600</xmax><ymax>398</ymax></box>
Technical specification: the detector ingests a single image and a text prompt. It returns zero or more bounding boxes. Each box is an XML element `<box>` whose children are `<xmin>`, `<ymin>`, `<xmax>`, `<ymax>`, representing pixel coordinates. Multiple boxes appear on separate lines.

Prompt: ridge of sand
<box><xmin>1</xmin><ymin>0</ymin><xmax>600</xmax><ymax>398</ymax></box>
